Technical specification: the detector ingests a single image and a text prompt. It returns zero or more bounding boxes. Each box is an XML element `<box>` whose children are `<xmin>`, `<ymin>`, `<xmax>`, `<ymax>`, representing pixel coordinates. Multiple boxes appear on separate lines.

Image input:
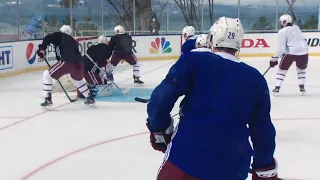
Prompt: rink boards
<box><xmin>1</xmin><ymin>32</ymin><xmax>320</xmax><ymax>78</ymax></box>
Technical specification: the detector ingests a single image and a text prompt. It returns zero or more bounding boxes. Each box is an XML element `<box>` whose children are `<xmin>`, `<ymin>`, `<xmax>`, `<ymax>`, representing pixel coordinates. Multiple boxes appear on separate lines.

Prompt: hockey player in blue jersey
<box><xmin>178</xmin><ymin>34</ymin><xmax>211</xmax><ymax>112</ymax></box>
<box><xmin>181</xmin><ymin>26</ymin><xmax>197</xmax><ymax>54</ymax></box>
<box><xmin>146</xmin><ymin>17</ymin><xmax>277</xmax><ymax>180</ymax></box>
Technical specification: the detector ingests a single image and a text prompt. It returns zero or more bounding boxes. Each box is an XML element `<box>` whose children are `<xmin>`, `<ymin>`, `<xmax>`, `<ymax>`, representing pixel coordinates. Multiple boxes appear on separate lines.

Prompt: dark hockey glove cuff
<box><xmin>37</xmin><ymin>44</ymin><xmax>46</xmax><ymax>58</ymax></box>
<box><xmin>146</xmin><ymin>118</ymin><xmax>174</xmax><ymax>153</ymax></box>
<box><xmin>252</xmin><ymin>158</ymin><xmax>278</xmax><ymax>180</ymax></box>
<box><xmin>38</xmin><ymin>44</ymin><xmax>45</xmax><ymax>50</ymax></box>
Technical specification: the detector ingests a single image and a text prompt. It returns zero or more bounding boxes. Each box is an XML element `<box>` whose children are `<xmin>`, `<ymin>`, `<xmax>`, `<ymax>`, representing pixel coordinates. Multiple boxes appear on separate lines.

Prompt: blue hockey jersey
<box><xmin>182</xmin><ymin>36</ymin><xmax>196</xmax><ymax>54</ymax></box>
<box><xmin>147</xmin><ymin>51</ymin><xmax>276</xmax><ymax>180</ymax></box>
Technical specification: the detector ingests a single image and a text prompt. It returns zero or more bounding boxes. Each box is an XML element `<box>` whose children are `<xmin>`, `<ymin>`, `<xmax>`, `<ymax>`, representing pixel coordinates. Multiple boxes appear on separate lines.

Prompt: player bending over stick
<box><xmin>77</xmin><ymin>35</ymin><xmax>114</xmax><ymax>98</ymax></box>
<box><xmin>37</xmin><ymin>25</ymin><xmax>95</xmax><ymax>107</ymax></box>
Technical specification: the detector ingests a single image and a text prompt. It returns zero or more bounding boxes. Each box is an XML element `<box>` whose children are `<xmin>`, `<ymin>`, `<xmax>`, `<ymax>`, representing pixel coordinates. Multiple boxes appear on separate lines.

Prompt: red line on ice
<box><xmin>0</xmin><ymin>102</ymin><xmax>71</xmax><ymax>131</ymax></box>
<box><xmin>0</xmin><ymin>117</ymin><xmax>29</xmax><ymax>119</ymax></box>
<box><xmin>21</xmin><ymin>132</ymin><xmax>148</xmax><ymax>180</ymax></box>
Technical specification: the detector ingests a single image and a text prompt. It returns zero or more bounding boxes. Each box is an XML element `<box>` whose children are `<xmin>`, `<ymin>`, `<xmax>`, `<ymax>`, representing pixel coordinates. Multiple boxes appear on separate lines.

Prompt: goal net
<box><xmin>52</xmin><ymin>74</ymin><xmax>77</xmax><ymax>93</ymax></box>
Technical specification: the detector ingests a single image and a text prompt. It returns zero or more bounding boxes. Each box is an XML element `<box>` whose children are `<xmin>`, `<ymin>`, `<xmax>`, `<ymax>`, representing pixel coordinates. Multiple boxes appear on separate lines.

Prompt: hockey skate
<box><xmin>134</xmin><ymin>75</ymin><xmax>144</xmax><ymax>87</ymax></box>
<box><xmin>299</xmin><ymin>84</ymin><xmax>305</xmax><ymax>95</ymax></box>
<box><xmin>41</xmin><ymin>93</ymin><xmax>53</xmax><ymax>109</ymax></box>
<box><xmin>84</xmin><ymin>93</ymin><xmax>96</xmax><ymax>107</ymax></box>
<box><xmin>89</xmin><ymin>84</ymin><xmax>99</xmax><ymax>97</ymax></box>
<box><xmin>272</xmin><ymin>86</ymin><xmax>280</xmax><ymax>96</ymax></box>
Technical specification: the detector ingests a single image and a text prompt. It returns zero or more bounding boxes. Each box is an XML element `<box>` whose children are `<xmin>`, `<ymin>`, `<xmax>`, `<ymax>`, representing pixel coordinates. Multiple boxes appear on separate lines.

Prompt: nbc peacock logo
<box><xmin>149</xmin><ymin>37</ymin><xmax>172</xmax><ymax>54</ymax></box>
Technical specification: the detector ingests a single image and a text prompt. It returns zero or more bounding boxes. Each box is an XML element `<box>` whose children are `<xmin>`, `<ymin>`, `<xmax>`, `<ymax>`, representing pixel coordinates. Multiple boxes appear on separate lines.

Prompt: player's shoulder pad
<box><xmin>182</xmin><ymin>50</ymin><xmax>215</xmax><ymax>61</ymax></box>
<box><xmin>186</xmin><ymin>38</ymin><xmax>196</xmax><ymax>42</ymax></box>
<box><xmin>53</xmin><ymin>31</ymin><xmax>64</xmax><ymax>36</ymax></box>
<box><xmin>277</xmin><ymin>27</ymin><xmax>288</xmax><ymax>34</ymax></box>
<box><xmin>46</xmin><ymin>31</ymin><xmax>58</xmax><ymax>37</ymax></box>
<box><xmin>243</xmin><ymin>63</ymin><xmax>268</xmax><ymax>85</ymax></box>
<box><xmin>189</xmin><ymin>36</ymin><xmax>197</xmax><ymax>40</ymax></box>
<box><xmin>100</xmin><ymin>43</ymin><xmax>111</xmax><ymax>49</ymax></box>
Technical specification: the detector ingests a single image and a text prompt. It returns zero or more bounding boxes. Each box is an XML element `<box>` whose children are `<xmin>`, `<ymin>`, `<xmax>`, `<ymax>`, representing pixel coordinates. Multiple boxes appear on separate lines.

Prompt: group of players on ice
<box><xmin>37</xmin><ymin>13</ymin><xmax>308</xmax><ymax>179</ymax></box>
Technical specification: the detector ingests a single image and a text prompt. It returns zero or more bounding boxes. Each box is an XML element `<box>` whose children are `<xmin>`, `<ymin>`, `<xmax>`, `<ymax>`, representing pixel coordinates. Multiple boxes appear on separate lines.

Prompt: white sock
<box><xmin>43</xmin><ymin>70</ymin><xmax>53</xmax><ymax>97</ymax></box>
<box><xmin>276</xmin><ymin>69</ymin><xmax>288</xmax><ymax>87</ymax></box>
<box><xmin>71</xmin><ymin>78</ymin><xmax>90</xmax><ymax>98</ymax></box>
<box><xmin>133</xmin><ymin>62</ymin><xmax>140</xmax><ymax>77</ymax></box>
<box><xmin>297</xmin><ymin>67</ymin><xmax>306</xmax><ymax>85</ymax></box>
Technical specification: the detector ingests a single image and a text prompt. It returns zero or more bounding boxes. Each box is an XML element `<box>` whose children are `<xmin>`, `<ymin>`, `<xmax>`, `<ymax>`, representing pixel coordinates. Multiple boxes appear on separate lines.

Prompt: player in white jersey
<box><xmin>269</xmin><ymin>14</ymin><xmax>309</xmax><ymax>95</ymax></box>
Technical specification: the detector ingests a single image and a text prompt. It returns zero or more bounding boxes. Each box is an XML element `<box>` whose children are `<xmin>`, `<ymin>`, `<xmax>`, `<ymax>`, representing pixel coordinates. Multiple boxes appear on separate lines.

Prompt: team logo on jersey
<box><xmin>26</xmin><ymin>43</ymin><xmax>37</xmax><ymax>64</ymax></box>
<box><xmin>149</xmin><ymin>37</ymin><xmax>172</xmax><ymax>54</ymax></box>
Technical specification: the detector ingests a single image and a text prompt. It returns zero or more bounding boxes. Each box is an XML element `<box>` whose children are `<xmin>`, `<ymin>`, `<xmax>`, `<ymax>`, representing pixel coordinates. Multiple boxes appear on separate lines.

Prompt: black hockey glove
<box><xmin>37</xmin><ymin>44</ymin><xmax>46</xmax><ymax>58</ymax></box>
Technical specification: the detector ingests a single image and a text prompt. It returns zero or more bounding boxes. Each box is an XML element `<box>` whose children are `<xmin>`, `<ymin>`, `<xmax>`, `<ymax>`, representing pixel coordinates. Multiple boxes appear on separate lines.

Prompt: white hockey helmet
<box><xmin>195</xmin><ymin>34</ymin><xmax>208</xmax><ymax>48</ymax></box>
<box><xmin>182</xmin><ymin>26</ymin><xmax>195</xmax><ymax>39</ymax></box>
<box><xmin>209</xmin><ymin>17</ymin><xmax>244</xmax><ymax>51</ymax></box>
<box><xmin>279</xmin><ymin>14</ymin><xmax>293</xmax><ymax>28</ymax></box>
<box><xmin>97</xmin><ymin>35</ymin><xmax>107</xmax><ymax>44</ymax></box>
<box><xmin>114</xmin><ymin>25</ymin><xmax>125</xmax><ymax>34</ymax></box>
<box><xmin>60</xmin><ymin>25</ymin><xmax>72</xmax><ymax>36</ymax></box>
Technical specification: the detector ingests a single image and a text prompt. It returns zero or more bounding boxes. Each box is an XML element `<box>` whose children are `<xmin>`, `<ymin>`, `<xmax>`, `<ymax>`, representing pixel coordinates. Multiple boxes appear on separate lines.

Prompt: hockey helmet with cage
<box><xmin>114</xmin><ymin>25</ymin><xmax>125</xmax><ymax>34</ymax></box>
<box><xmin>195</xmin><ymin>34</ymin><xmax>208</xmax><ymax>48</ymax></box>
<box><xmin>279</xmin><ymin>14</ymin><xmax>293</xmax><ymax>28</ymax></box>
<box><xmin>182</xmin><ymin>26</ymin><xmax>195</xmax><ymax>39</ymax></box>
<box><xmin>60</xmin><ymin>25</ymin><xmax>72</xmax><ymax>36</ymax></box>
<box><xmin>209</xmin><ymin>17</ymin><xmax>244</xmax><ymax>51</ymax></box>
<box><xmin>97</xmin><ymin>35</ymin><xmax>107</xmax><ymax>44</ymax></box>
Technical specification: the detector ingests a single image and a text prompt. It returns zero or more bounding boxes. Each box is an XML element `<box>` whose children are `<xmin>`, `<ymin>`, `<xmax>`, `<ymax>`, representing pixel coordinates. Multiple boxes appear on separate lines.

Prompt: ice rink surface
<box><xmin>0</xmin><ymin>57</ymin><xmax>320</xmax><ymax>180</ymax></box>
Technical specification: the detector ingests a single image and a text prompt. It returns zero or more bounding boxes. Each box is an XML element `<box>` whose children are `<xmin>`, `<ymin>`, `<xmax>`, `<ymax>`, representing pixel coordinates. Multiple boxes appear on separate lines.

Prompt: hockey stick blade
<box><xmin>121</xmin><ymin>88</ymin><xmax>131</xmax><ymax>95</ymax></box>
<box><xmin>134</xmin><ymin>97</ymin><xmax>149</xmax><ymax>103</ymax></box>
<box><xmin>70</xmin><ymin>98</ymin><xmax>78</xmax><ymax>102</ymax></box>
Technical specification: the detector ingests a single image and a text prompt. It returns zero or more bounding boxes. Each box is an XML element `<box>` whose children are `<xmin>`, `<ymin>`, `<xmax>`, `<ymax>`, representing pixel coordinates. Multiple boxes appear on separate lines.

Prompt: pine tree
<box><xmin>77</xmin><ymin>16</ymin><xmax>98</xmax><ymax>36</ymax></box>
<box><xmin>251</xmin><ymin>16</ymin><xmax>274</xmax><ymax>30</ymax></box>
<box><xmin>301</xmin><ymin>15</ymin><xmax>318</xmax><ymax>30</ymax></box>
<box><xmin>59</xmin><ymin>0</ymin><xmax>80</xmax><ymax>8</ymax></box>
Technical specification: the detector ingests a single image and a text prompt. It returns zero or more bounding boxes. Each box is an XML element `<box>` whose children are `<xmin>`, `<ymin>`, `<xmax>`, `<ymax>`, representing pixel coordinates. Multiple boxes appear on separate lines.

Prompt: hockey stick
<box><xmin>263</xmin><ymin>66</ymin><xmax>271</xmax><ymax>76</ymax></box>
<box><xmin>285</xmin><ymin>0</ymin><xmax>297</xmax><ymax>24</ymax></box>
<box><xmin>85</xmin><ymin>54</ymin><xmax>130</xmax><ymax>95</ymax></box>
<box><xmin>42</xmin><ymin>58</ymin><xmax>77</xmax><ymax>102</ymax></box>
<box><xmin>134</xmin><ymin>97</ymin><xmax>150</xmax><ymax>103</ymax></box>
